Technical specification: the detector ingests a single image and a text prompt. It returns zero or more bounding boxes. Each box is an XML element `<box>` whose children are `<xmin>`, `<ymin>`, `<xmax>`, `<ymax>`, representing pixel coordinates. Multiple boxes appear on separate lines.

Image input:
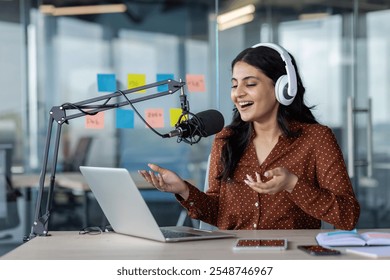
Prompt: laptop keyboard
<box><xmin>160</xmin><ymin>228</ymin><xmax>201</xmax><ymax>239</ymax></box>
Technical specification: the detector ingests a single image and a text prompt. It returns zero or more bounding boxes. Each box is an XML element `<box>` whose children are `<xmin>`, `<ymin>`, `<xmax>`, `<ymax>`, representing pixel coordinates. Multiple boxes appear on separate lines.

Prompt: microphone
<box><xmin>163</xmin><ymin>109</ymin><xmax>224</xmax><ymax>143</ymax></box>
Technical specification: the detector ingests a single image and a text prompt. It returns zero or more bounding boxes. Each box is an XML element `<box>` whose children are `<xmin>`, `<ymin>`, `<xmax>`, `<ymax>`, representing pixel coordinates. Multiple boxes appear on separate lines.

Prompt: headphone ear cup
<box><xmin>275</xmin><ymin>75</ymin><xmax>294</xmax><ymax>106</ymax></box>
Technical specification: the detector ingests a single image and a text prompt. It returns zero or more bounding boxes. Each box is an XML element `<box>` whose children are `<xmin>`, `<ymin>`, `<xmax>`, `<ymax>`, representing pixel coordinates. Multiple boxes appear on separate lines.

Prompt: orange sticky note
<box><xmin>169</xmin><ymin>108</ymin><xmax>184</xmax><ymax>127</ymax></box>
<box><xmin>186</xmin><ymin>74</ymin><xmax>206</xmax><ymax>92</ymax></box>
<box><xmin>128</xmin><ymin>74</ymin><xmax>146</xmax><ymax>93</ymax></box>
<box><xmin>145</xmin><ymin>108</ymin><xmax>164</xmax><ymax>128</ymax></box>
<box><xmin>85</xmin><ymin>112</ymin><xmax>104</xmax><ymax>129</ymax></box>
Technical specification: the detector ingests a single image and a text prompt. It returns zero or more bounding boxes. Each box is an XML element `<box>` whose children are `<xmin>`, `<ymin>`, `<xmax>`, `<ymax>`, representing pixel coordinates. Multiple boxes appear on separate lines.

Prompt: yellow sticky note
<box><xmin>169</xmin><ymin>108</ymin><xmax>184</xmax><ymax>127</ymax></box>
<box><xmin>145</xmin><ymin>108</ymin><xmax>164</xmax><ymax>128</ymax></box>
<box><xmin>85</xmin><ymin>112</ymin><xmax>104</xmax><ymax>129</ymax></box>
<box><xmin>186</xmin><ymin>74</ymin><xmax>206</xmax><ymax>93</ymax></box>
<box><xmin>128</xmin><ymin>74</ymin><xmax>146</xmax><ymax>93</ymax></box>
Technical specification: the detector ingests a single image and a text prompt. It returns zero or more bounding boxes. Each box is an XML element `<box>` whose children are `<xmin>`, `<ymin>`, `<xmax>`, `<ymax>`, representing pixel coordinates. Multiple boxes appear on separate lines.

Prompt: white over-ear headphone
<box><xmin>251</xmin><ymin>43</ymin><xmax>297</xmax><ymax>106</ymax></box>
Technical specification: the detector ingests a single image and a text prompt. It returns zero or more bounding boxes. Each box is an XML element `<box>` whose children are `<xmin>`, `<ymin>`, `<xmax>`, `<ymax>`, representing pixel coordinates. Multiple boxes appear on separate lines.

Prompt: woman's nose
<box><xmin>234</xmin><ymin>84</ymin><xmax>246</xmax><ymax>97</ymax></box>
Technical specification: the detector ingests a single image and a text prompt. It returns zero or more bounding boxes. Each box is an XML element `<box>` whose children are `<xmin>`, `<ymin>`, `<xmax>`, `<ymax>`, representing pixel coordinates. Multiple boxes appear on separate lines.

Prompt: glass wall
<box><xmin>0</xmin><ymin>0</ymin><xmax>26</xmax><ymax>171</ymax></box>
<box><xmin>27</xmin><ymin>1</ymin><xmax>217</xmax><ymax>185</ymax></box>
<box><xmin>1</xmin><ymin>0</ymin><xmax>390</xmax><ymax>232</ymax></box>
<box><xmin>216</xmin><ymin>0</ymin><xmax>390</xmax><ymax>228</ymax></box>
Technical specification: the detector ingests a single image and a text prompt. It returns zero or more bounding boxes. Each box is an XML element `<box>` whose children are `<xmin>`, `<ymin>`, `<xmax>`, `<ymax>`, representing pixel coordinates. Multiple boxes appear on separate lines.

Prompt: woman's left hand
<box><xmin>244</xmin><ymin>167</ymin><xmax>298</xmax><ymax>194</ymax></box>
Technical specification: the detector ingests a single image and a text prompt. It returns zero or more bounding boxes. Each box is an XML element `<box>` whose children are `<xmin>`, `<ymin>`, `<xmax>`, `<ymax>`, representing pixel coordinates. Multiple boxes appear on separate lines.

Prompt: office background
<box><xmin>1</xmin><ymin>0</ymin><xmax>390</xmax><ymax>254</ymax></box>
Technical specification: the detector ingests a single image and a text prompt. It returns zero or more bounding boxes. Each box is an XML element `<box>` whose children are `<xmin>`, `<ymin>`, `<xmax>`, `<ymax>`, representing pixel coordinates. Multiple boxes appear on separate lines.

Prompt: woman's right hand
<box><xmin>138</xmin><ymin>163</ymin><xmax>189</xmax><ymax>200</ymax></box>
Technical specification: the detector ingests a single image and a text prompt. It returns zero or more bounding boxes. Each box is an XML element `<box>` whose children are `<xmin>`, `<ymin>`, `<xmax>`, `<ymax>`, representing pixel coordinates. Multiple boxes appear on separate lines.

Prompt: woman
<box><xmin>139</xmin><ymin>43</ymin><xmax>360</xmax><ymax>230</ymax></box>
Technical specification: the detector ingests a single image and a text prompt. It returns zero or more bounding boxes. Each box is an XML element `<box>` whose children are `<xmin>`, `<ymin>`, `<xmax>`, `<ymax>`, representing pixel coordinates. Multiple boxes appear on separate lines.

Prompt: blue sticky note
<box><xmin>156</xmin><ymin>73</ymin><xmax>174</xmax><ymax>92</ymax></box>
<box><xmin>97</xmin><ymin>74</ymin><xmax>117</xmax><ymax>92</ymax></box>
<box><xmin>116</xmin><ymin>109</ymin><xmax>134</xmax><ymax>129</ymax></box>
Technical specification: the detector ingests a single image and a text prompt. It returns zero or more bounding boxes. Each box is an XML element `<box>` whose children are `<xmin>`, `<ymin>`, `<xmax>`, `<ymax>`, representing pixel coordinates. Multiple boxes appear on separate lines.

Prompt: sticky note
<box><xmin>128</xmin><ymin>74</ymin><xmax>146</xmax><ymax>93</ymax></box>
<box><xmin>145</xmin><ymin>108</ymin><xmax>164</xmax><ymax>128</ymax></box>
<box><xmin>85</xmin><ymin>112</ymin><xmax>104</xmax><ymax>129</ymax></box>
<box><xmin>116</xmin><ymin>109</ymin><xmax>134</xmax><ymax>129</ymax></box>
<box><xmin>97</xmin><ymin>74</ymin><xmax>117</xmax><ymax>92</ymax></box>
<box><xmin>186</xmin><ymin>74</ymin><xmax>206</xmax><ymax>93</ymax></box>
<box><xmin>169</xmin><ymin>108</ymin><xmax>184</xmax><ymax>127</ymax></box>
<box><xmin>157</xmin><ymin>73</ymin><xmax>174</xmax><ymax>92</ymax></box>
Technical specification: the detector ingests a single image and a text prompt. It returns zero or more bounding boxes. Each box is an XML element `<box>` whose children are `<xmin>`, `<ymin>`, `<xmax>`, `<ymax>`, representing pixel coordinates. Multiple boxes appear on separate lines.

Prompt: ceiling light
<box><xmin>39</xmin><ymin>4</ymin><xmax>127</xmax><ymax>16</ymax></box>
<box><xmin>218</xmin><ymin>14</ymin><xmax>255</xmax><ymax>31</ymax></box>
<box><xmin>217</xmin><ymin>4</ymin><xmax>255</xmax><ymax>31</ymax></box>
<box><xmin>217</xmin><ymin>4</ymin><xmax>255</xmax><ymax>25</ymax></box>
<box><xmin>39</xmin><ymin>5</ymin><xmax>55</xmax><ymax>14</ymax></box>
<box><xmin>299</xmin><ymin>12</ymin><xmax>330</xmax><ymax>20</ymax></box>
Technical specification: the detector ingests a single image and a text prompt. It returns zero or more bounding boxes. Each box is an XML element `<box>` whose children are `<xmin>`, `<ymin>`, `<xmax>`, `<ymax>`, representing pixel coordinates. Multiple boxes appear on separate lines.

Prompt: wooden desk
<box><xmin>2</xmin><ymin>228</ymin><xmax>390</xmax><ymax>260</ymax></box>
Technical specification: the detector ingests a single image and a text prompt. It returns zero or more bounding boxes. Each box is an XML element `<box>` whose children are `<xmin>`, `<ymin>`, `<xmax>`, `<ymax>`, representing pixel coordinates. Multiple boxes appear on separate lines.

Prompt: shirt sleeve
<box><xmin>288</xmin><ymin>126</ymin><xmax>360</xmax><ymax>230</ymax></box>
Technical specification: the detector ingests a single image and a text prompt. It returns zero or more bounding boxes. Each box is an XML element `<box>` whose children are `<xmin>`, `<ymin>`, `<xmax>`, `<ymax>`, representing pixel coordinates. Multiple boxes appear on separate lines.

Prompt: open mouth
<box><xmin>238</xmin><ymin>101</ymin><xmax>254</xmax><ymax>108</ymax></box>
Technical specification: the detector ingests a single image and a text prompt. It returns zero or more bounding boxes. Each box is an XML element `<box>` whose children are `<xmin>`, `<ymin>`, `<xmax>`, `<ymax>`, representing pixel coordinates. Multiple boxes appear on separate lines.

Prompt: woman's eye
<box><xmin>247</xmin><ymin>84</ymin><xmax>256</xmax><ymax>87</ymax></box>
<box><xmin>231</xmin><ymin>85</ymin><xmax>237</xmax><ymax>89</ymax></box>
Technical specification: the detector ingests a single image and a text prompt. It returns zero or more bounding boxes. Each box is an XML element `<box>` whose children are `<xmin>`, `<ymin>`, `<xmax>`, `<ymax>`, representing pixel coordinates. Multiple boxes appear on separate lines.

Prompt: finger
<box><xmin>138</xmin><ymin>170</ymin><xmax>151</xmax><ymax>182</ymax></box>
<box><xmin>246</xmin><ymin>183</ymin><xmax>270</xmax><ymax>194</ymax></box>
<box><xmin>245</xmin><ymin>179</ymin><xmax>276</xmax><ymax>193</ymax></box>
<box><xmin>151</xmin><ymin>172</ymin><xmax>166</xmax><ymax>188</ymax></box>
<box><xmin>148</xmin><ymin>163</ymin><xmax>164</xmax><ymax>173</ymax></box>
<box><xmin>148</xmin><ymin>170</ymin><xmax>160</xmax><ymax>186</ymax></box>
<box><xmin>253</xmin><ymin>185</ymin><xmax>277</xmax><ymax>194</ymax></box>
<box><xmin>244</xmin><ymin>178</ymin><xmax>264</xmax><ymax>189</ymax></box>
<box><xmin>157</xmin><ymin>173</ymin><xmax>165</xmax><ymax>187</ymax></box>
<box><xmin>265</xmin><ymin>167</ymin><xmax>284</xmax><ymax>178</ymax></box>
<box><xmin>264</xmin><ymin>170</ymin><xmax>277</xmax><ymax>178</ymax></box>
<box><xmin>246</xmin><ymin>174</ymin><xmax>254</xmax><ymax>182</ymax></box>
<box><xmin>138</xmin><ymin>170</ymin><xmax>145</xmax><ymax>177</ymax></box>
<box><xmin>255</xmin><ymin>172</ymin><xmax>261</xmax><ymax>182</ymax></box>
<box><xmin>138</xmin><ymin>170</ymin><xmax>150</xmax><ymax>177</ymax></box>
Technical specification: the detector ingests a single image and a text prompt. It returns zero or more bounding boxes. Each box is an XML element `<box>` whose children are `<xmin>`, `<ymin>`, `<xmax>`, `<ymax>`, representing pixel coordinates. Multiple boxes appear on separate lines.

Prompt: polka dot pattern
<box><xmin>178</xmin><ymin>122</ymin><xmax>360</xmax><ymax>230</ymax></box>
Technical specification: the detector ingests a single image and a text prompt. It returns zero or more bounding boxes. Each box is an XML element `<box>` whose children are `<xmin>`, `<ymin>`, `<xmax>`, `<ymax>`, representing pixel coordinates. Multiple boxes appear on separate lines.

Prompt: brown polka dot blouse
<box><xmin>177</xmin><ymin>121</ymin><xmax>360</xmax><ymax>230</ymax></box>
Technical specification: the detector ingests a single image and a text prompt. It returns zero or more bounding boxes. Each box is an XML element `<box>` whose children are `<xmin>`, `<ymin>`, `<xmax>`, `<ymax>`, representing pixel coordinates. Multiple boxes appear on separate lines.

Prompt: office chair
<box><xmin>62</xmin><ymin>136</ymin><xmax>93</xmax><ymax>172</ymax></box>
<box><xmin>198</xmin><ymin>154</ymin><xmax>218</xmax><ymax>230</ymax></box>
<box><xmin>174</xmin><ymin>154</ymin><xmax>214</xmax><ymax>229</ymax></box>
<box><xmin>0</xmin><ymin>145</ymin><xmax>22</xmax><ymax>241</ymax></box>
<box><xmin>51</xmin><ymin>137</ymin><xmax>93</xmax><ymax>230</ymax></box>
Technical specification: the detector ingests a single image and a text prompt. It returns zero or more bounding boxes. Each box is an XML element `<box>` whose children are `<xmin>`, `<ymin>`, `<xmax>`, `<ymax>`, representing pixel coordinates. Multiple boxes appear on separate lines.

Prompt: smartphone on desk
<box><xmin>233</xmin><ymin>238</ymin><xmax>287</xmax><ymax>251</ymax></box>
<box><xmin>298</xmin><ymin>245</ymin><xmax>341</xmax><ymax>256</ymax></box>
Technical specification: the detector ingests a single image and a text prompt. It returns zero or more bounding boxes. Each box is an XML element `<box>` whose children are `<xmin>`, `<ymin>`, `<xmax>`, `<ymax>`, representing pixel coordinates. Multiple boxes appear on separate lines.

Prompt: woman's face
<box><xmin>231</xmin><ymin>61</ymin><xmax>279</xmax><ymax>124</ymax></box>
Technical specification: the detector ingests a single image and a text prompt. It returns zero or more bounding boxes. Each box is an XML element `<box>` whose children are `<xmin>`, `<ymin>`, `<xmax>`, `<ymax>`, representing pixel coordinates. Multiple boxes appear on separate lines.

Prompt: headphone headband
<box><xmin>251</xmin><ymin>43</ymin><xmax>297</xmax><ymax>105</ymax></box>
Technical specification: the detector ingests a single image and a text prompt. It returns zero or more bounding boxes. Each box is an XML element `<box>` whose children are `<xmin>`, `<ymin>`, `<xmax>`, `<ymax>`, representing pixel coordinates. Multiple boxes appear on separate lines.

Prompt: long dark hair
<box><xmin>218</xmin><ymin>45</ymin><xmax>318</xmax><ymax>181</ymax></box>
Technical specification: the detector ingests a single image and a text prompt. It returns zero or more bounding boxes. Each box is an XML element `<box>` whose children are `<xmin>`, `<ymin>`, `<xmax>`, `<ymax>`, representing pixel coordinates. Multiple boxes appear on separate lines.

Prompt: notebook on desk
<box><xmin>79</xmin><ymin>166</ymin><xmax>235</xmax><ymax>242</ymax></box>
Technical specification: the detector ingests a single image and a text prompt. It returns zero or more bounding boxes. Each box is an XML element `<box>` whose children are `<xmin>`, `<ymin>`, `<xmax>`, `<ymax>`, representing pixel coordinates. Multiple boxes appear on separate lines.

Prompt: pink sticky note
<box><xmin>186</xmin><ymin>74</ymin><xmax>206</xmax><ymax>92</ymax></box>
<box><xmin>85</xmin><ymin>112</ymin><xmax>104</xmax><ymax>129</ymax></box>
<box><xmin>145</xmin><ymin>108</ymin><xmax>164</xmax><ymax>128</ymax></box>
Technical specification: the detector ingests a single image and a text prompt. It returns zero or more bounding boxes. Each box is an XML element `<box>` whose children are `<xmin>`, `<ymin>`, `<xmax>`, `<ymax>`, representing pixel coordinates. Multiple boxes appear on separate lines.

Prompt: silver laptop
<box><xmin>79</xmin><ymin>166</ymin><xmax>235</xmax><ymax>242</ymax></box>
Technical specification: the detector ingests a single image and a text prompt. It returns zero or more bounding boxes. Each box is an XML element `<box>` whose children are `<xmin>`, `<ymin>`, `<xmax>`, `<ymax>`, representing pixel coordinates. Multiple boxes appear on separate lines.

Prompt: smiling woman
<box><xmin>231</xmin><ymin>61</ymin><xmax>279</xmax><ymax>125</ymax></box>
<box><xmin>139</xmin><ymin>42</ymin><xmax>360</xmax><ymax>231</ymax></box>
